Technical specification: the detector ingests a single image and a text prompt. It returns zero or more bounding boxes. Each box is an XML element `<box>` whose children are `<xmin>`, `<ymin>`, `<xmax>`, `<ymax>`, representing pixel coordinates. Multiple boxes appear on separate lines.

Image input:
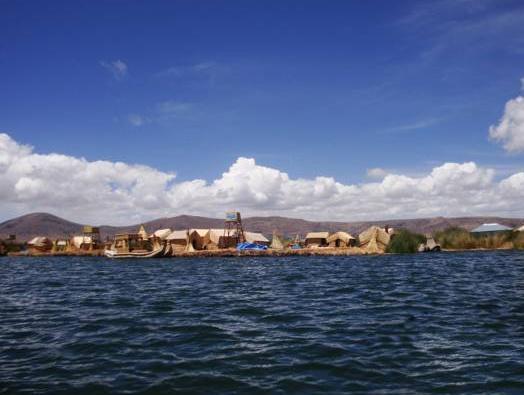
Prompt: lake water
<box><xmin>1</xmin><ymin>252</ymin><xmax>523</xmax><ymax>394</ymax></box>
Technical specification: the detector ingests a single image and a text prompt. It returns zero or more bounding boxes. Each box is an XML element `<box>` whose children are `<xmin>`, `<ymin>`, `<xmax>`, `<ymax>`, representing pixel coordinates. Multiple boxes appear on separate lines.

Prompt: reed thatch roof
<box><xmin>245</xmin><ymin>232</ymin><xmax>269</xmax><ymax>243</ymax></box>
<box><xmin>358</xmin><ymin>226</ymin><xmax>391</xmax><ymax>253</ymax></box>
<box><xmin>327</xmin><ymin>231</ymin><xmax>355</xmax><ymax>244</ymax></box>
<box><xmin>152</xmin><ymin>228</ymin><xmax>172</xmax><ymax>240</ymax></box>
<box><xmin>305</xmin><ymin>232</ymin><xmax>329</xmax><ymax>240</ymax></box>
<box><xmin>167</xmin><ymin>230</ymin><xmax>189</xmax><ymax>241</ymax></box>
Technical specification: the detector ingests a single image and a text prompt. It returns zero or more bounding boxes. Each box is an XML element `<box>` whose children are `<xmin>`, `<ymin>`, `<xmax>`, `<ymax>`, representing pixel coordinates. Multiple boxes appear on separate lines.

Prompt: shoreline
<box><xmin>4</xmin><ymin>246</ymin><xmax>522</xmax><ymax>258</ymax></box>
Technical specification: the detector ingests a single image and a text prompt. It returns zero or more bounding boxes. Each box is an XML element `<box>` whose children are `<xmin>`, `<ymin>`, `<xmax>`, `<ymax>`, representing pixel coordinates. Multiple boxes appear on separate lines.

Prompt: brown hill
<box><xmin>1</xmin><ymin>212</ymin><xmax>523</xmax><ymax>242</ymax></box>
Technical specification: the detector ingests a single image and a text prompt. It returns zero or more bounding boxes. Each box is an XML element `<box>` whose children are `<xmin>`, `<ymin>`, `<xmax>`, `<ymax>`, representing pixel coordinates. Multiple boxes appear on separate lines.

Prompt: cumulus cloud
<box><xmin>489</xmin><ymin>82</ymin><xmax>524</xmax><ymax>153</ymax></box>
<box><xmin>1</xmin><ymin>133</ymin><xmax>524</xmax><ymax>225</ymax></box>
<box><xmin>489</xmin><ymin>96</ymin><xmax>524</xmax><ymax>152</ymax></box>
<box><xmin>100</xmin><ymin>60</ymin><xmax>128</xmax><ymax>80</ymax></box>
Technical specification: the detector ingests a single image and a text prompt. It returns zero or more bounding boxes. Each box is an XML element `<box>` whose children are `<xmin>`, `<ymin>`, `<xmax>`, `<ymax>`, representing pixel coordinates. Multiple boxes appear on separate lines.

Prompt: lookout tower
<box><xmin>222</xmin><ymin>211</ymin><xmax>245</xmax><ymax>248</ymax></box>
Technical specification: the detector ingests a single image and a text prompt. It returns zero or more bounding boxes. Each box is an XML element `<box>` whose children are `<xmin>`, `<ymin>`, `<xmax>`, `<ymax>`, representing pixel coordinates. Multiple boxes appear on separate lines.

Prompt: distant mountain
<box><xmin>1</xmin><ymin>212</ymin><xmax>523</xmax><ymax>242</ymax></box>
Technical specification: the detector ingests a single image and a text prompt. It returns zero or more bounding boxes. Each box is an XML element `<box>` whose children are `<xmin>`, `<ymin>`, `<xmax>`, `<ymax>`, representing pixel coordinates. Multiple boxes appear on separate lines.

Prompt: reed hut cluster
<box><xmin>6</xmin><ymin>215</ymin><xmax>523</xmax><ymax>258</ymax></box>
<box><xmin>24</xmin><ymin>225</ymin><xmax>103</xmax><ymax>255</ymax></box>
<box><xmin>7</xmin><ymin>217</ymin><xmax>398</xmax><ymax>256</ymax></box>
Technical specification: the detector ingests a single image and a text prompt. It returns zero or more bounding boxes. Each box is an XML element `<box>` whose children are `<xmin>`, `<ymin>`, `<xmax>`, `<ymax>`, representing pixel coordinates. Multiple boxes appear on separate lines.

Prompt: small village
<box><xmin>2</xmin><ymin>211</ymin><xmax>524</xmax><ymax>258</ymax></box>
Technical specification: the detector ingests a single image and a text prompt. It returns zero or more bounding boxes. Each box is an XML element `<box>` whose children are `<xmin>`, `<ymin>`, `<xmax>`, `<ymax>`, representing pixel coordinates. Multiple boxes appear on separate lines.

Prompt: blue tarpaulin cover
<box><xmin>236</xmin><ymin>242</ymin><xmax>268</xmax><ymax>251</ymax></box>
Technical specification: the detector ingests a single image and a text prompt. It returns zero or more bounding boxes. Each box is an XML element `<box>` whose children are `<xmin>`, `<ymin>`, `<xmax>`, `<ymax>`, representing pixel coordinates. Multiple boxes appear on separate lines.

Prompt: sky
<box><xmin>1</xmin><ymin>0</ymin><xmax>524</xmax><ymax>225</ymax></box>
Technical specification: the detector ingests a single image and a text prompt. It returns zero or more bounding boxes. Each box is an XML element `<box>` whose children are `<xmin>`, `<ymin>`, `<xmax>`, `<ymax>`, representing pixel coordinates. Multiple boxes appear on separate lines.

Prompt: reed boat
<box><xmin>104</xmin><ymin>246</ymin><xmax>164</xmax><ymax>259</ymax></box>
<box><xmin>104</xmin><ymin>233</ymin><xmax>164</xmax><ymax>259</ymax></box>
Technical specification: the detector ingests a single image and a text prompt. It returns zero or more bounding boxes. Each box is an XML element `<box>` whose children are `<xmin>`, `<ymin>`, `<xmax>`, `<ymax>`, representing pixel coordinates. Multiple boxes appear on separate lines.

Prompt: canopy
<box><xmin>471</xmin><ymin>223</ymin><xmax>512</xmax><ymax>233</ymax></box>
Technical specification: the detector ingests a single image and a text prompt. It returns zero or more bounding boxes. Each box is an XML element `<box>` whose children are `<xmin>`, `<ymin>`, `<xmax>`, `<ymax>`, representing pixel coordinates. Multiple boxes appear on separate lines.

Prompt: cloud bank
<box><xmin>1</xmin><ymin>133</ymin><xmax>524</xmax><ymax>225</ymax></box>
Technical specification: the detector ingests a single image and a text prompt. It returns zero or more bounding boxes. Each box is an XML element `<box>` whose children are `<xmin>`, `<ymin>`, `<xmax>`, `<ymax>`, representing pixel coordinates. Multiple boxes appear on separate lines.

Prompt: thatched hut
<box><xmin>150</xmin><ymin>228</ymin><xmax>172</xmax><ymax>250</ymax></box>
<box><xmin>189</xmin><ymin>229</ymin><xmax>211</xmax><ymax>250</ymax></box>
<box><xmin>327</xmin><ymin>231</ymin><xmax>356</xmax><ymax>248</ymax></box>
<box><xmin>166</xmin><ymin>230</ymin><xmax>190</xmax><ymax>252</ymax></box>
<box><xmin>207</xmin><ymin>229</ymin><xmax>238</xmax><ymax>249</ymax></box>
<box><xmin>72</xmin><ymin>235</ymin><xmax>95</xmax><ymax>250</ymax></box>
<box><xmin>54</xmin><ymin>239</ymin><xmax>69</xmax><ymax>252</ymax></box>
<box><xmin>358</xmin><ymin>226</ymin><xmax>391</xmax><ymax>254</ymax></box>
<box><xmin>305</xmin><ymin>232</ymin><xmax>329</xmax><ymax>247</ymax></box>
<box><xmin>245</xmin><ymin>232</ymin><xmax>270</xmax><ymax>246</ymax></box>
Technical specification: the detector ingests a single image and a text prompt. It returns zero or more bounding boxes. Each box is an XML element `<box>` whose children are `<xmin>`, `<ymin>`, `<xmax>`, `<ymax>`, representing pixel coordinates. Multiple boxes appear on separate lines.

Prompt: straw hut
<box><xmin>27</xmin><ymin>236</ymin><xmax>53</xmax><ymax>253</ymax></box>
<box><xmin>358</xmin><ymin>226</ymin><xmax>391</xmax><ymax>254</ymax></box>
<box><xmin>245</xmin><ymin>232</ymin><xmax>270</xmax><ymax>246</ymax></box>
<box><xmin>72</xmin><ymin>235</ymin><xmax>95</xmax><ymax>250</ymax></box>
<box><xmin>327</xmin><ymin>231</ymin><xmax>356</xmax><ymax>248</ymax></box>
<box><xmin>189</xmin><ymin>229</ymin><xmax>210</xmax><ymax>250</ymax></box>
<box><xmin>270</xmin><ymin>231</ymin><xmax>284</xmax><ymax>250</ymax></box>
<box><xmin>207</xmin><ymin>229</ymin><xmax>238</xmax><ymax>249</ymax></box>
<box><xmin>305</xmin><ymin>232</ymin><xmax>329</xmax><ymax>247</ymax></box>
<box><xmin>166</xmin><ymin>230</ymin><xmax>190</xmax><ymax>252</ymax></box>
<box><xmin>54</xmin><ymin>239</ymin><xmax>69</xmax><ymax>252</ymax></box>
<box><xmin>150</xmin><ymin>228</ymin><xmax>171</xmax><ymax>250</ymax></box>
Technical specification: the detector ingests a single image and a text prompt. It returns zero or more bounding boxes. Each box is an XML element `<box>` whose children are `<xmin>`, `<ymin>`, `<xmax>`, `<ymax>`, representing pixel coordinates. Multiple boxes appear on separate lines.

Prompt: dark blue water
<box><xmin>1</xmin><ymin>252</ymin><xmax>524</xmax><ymax>394</ymax></box>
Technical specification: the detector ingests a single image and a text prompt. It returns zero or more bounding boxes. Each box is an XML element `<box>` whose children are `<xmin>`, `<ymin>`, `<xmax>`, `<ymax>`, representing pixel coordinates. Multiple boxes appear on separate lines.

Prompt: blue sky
<box><xmin>1</xmin><ymin>0</ymin><xmax>524</xmax><ymax>223</ymax></box>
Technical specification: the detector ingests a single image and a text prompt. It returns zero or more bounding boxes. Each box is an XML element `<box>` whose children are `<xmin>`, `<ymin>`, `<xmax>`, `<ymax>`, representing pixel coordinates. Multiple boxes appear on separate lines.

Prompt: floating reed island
<box><xmin>3</xmin><ymin>212</ymin><xmax>524</xmax><ymax>258</ymax></box>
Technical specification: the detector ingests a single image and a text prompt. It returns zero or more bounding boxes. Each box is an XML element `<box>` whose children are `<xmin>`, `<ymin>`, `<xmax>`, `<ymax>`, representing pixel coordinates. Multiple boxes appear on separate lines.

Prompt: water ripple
<box><xmin>1</xmin><ymin>252</ymin><xmax>524</xmax><ymax>394</ymax></box>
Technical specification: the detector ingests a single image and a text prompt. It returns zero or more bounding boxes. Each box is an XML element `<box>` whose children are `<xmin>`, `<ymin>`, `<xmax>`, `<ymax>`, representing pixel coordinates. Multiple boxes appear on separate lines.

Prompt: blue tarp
<box><xmin>236</xmin><ymin>242</ymin><xmax>268</xmax><ymax>251</ymax></box>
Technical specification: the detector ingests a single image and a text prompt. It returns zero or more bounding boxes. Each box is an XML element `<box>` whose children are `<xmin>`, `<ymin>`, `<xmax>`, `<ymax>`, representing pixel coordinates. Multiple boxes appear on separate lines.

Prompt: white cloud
<box><xmin>489</xmin><ymin>95</ymin><xmax>524</xmax><ymax>153</ymax></box>
<box><xmin>366</xmin><ymin>168</ymin><xmax>388</xmax><ymax>179</ymax></box>
<box><xmin>1</xmin><ymin>133</ymin><xmax>524</xmax><ymax>225</ymax></box>
<box><xmin>127</xmin><ymin>114</ymin><xmax>145</xmax><ymax>127</ymax></box>
<box><xmin>382</xmin><ymin>118</ymin><xmax>441</xmax><ymax>133</ymax></box>
<box><xmin>100</xmin><ymin>60</ymin><xmax>128</xmax><ymax>80</ymax></box>
<box><xmin>157</xmin><ymin>61</ymin><xmax>219</xmax><ymax>78</ymax></box>
<box><xmin>157</xmin><ymin>101</ymin><xmax>192</xmax><ymax>116</ymax></box>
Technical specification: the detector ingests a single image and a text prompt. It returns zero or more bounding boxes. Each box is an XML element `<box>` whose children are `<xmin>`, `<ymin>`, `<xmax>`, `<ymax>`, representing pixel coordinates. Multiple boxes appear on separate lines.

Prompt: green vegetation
<box><xmin>433</xmin><ymin>227</ymin><xmax>515</xmax><ymax>250</ymax></box>
<box><xmin>386</xmin><ymin>229</ymin><xmax>426</xmax><ymax>254</ymax></box>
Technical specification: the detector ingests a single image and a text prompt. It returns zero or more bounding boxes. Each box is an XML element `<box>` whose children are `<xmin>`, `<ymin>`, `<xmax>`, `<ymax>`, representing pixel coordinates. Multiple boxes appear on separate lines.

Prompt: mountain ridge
<box><xmin>1</xmin><ymin>212</ymin><xmax>524</xmax><ymax>242</ymax></box>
